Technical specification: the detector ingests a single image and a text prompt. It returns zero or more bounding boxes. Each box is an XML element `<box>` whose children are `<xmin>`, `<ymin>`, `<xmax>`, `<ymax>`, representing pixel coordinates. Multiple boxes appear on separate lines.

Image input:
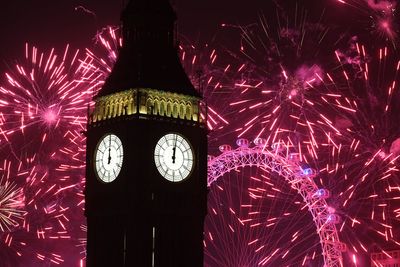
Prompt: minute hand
<box><xmin>172</xmin><ymin>135</ymin><xmax>177</xmax><ymax>164</ymax></box>
<box><xmin>107</xmin><ymin>136</ymin><xmax>112</xmax><ymax>164</ymax></box>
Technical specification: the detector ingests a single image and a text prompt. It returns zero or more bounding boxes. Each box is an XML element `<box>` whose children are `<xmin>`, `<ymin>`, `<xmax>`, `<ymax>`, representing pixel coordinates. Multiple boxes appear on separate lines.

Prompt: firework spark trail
<box><xmin>316</xmin><ymin>42</ymin><xmax>400</xmax><ymax>261</ymax></box>
<box><xmin>0</xmin><ymin>158</ymin><xmax>74</xmax><ymax>265</ymax></box>
<box><xmin>0</xmin><ymin>44</ymin><xmax>97</xmax><ymax>154</ymax></box>
<box><xmin>202</xmin><ymin>3</ymin><xmax>399</xmax><ymax>265</ymax></box>
<box><xmin>0</xmin><ymin>175</ymin><xmax>25</xmax><ymax>233</ymax></box>
<box><xmin>178</xmin><ymin>41</ymin><xmax>232</xmax><ymax>130</ymax></box>
<box><xmin>212</xmin><ymin>4</ymin><xmax>358</xmax><ymax>165</ymax></box>
<box><xmin>84</xmin><ymin>26</ymin><xmax>122</xmax><ymax>80</ymax></box>
<box><xmin>205</xmin><ymin>158</ymin><xmax>327</xmax><ymax>266</ymax></box>
<box><xmin>0</xmin><ymin>27</ymin><xmax>233</xmax><ymax>266</ymax></box>
<box><xmin>0</xmin><ymin>44</ymin><xmax>95</xmax><ymax>266</ymax></box>
<box><xmin>0</xmin><ymin>1</ymin><xmax>399</xmax><ymax>265</ymax></box>
<box><xmin>334</xmin><ymin>41</ymin><xmax>400</xmax><ymax>148</ymax></box>
<box><xmin>336</xmin><ymin>0</ymin><xmax>398</xmax><ymax>46</ymax></box>
<box><xmin>318</xmin><ymin>142</ymin><xmax>400</xmax><ymax>263</ymax></box>
<box><xmin>18</xmin><ymin>10</ymin><xmax>397</xmax><ymax>267</ymax></box>
<box><xmin>83</xmin><ymin>26</ymin><xmax>231</xmax><ymax>131</ymax></box>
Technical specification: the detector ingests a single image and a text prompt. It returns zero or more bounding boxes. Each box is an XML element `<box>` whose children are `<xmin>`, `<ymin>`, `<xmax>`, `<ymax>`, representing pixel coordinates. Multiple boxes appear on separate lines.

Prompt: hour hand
<box><xmin>107</xmin><ymin>136</ymin><xmax>112</xmax><ymax>164</ymax></box>
<box><xmin>107</xmin><ymin>148</ymin><xmax>111</xmax><ymax>164</ymax></box>
<box><xmin>172</xmin><ymin>135</ymin><xmax>177</xmax><ymax>164</ymax></box>
<box><xmin>172</xmin><ymin>146</ymin><xmax>176</xmax><ymax>164</ymax></box>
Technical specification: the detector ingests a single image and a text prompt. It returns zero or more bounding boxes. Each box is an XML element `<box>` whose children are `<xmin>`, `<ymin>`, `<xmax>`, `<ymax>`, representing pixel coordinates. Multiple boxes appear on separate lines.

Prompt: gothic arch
<box><xmin>159</xmin><ymin>98</ymin><xmax>167</xmax><ymax>116</ymax></box>
<box><xmin>166</xmin><ymin>100</ymin><xmax>172</xmax><ymax>117</ymax></box>
<box><xmin>178</xmin><ymin>102</ymin><xmax>185</xmax><ymax>119</ymax></box>
<box><xmin>146</xmin><ymin>98</ymin><xmax>154</xmax><ymax>115</ymax></box>
<box><xmin>185</xmin><ymin>103</ymin><xmax>192</xmax><ymax>120</ymax></box>
<box><xmin>172</xmin><ymin>102</ymin><xmax>179</xmax><ymax>118</ymax></box>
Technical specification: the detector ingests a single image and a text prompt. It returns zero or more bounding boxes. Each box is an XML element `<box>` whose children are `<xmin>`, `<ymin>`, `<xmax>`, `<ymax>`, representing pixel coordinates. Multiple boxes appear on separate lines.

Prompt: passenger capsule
<box><xmin>219</xmin><ymin>144</ymin><xmax>232</xmax><ymax>153</ymax></box>
<box><xmin>253</xmin><ymin>138</ymin><xmax>267</xmax><ymax>147</ymax></box>
<box><xmin>236</xmin><ymin>138</ymin><xmax>249</xmax><ymax>148</ymax></box>
<box><xmin>314</xmin><ymin>189</ymin><xmax>330</xmax><ymax>199</ymax></box>
<box><xmin>326</xmin><ymin>214</ymin><xmax>341</xmax><ymax>224</ymax></box>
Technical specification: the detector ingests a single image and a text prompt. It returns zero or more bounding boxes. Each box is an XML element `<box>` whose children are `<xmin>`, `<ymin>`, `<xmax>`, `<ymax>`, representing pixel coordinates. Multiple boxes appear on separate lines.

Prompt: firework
<box><xmin>203</xmin><ymin>2</ymin><xmax>400</xmax><ymax>265</ymax></box>
<box><xmin>317</xmin><ymin>41</ymin><xmax>400</xmax><ymax>263</ymax></box>
<box><xmin>0</xmin><ymin>44</ymin><xmax>96</xmax><ymax>156</ymax></box>
<box><xmin>0</xmin><ymin>44</ymin><xmax>93</xmax><ymax>266</ymax></box>
<box><xmin>83</xmin><ymin>26</ymin><xmax>122</xmax><ymax>85</ymax></box>
<box><xmin>206</xmin><ymin>2</ymin><xmax>356</xmax><ymax>164</ymax></box>
<box><xmin>84</xmin><ymin>26</ymin><xmax>231</xmax><ymax>131</ymax></box>
<box><xmin>0</xmin><ymin>176</ymin><xmax>24</xmax><ymax>233</ymax></box>
<box><xmin>1</xmin><ymin>1</ymin><xmax>399</xmax><ymax>266</ymax></box>
<box><xmin>336</xmin><ymin>0</ymin><xmax>399</xmax><ymax>46</ymax></box>
<box><xmin>205</xmin><ymin>139</ymin><xmax>344</xmax><ymax>266</ymax></box>
<box><xmin>206</xmin><ymin>166</ymin><xmax>324</xmax><ymax>266</ymax></box>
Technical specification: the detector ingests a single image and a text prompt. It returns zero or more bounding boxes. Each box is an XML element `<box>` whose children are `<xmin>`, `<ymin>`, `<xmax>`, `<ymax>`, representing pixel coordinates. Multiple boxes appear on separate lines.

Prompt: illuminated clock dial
<box><xmin>94</xmin><ymin>134</ymin><xmax>123</xmax><ymax>183</ymax></box>
<box><xmin>154</xmin><ymin>133</ymin><xmax>194</xmax><ymax>182</ymax></box>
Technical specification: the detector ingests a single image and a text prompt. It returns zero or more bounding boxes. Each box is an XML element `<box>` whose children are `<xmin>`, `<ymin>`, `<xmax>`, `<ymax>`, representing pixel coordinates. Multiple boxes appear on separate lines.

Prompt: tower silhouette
<box><xmin>85</xmin><ymin>0</ymin><xmax>208</xmax><ymax>266</ymax></box>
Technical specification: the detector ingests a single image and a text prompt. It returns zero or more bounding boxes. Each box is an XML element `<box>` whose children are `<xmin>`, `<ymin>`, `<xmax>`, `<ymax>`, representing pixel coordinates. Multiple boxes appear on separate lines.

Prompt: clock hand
<box><xmin>107</xmin><ymin>135</ymin><xmax>112</xmax><ymax>164</ymax></box>
<box><xmin>172</xmin><ymin>146</ymin><xmax>176</xmax><ymax>164</ymax></box>
<box><xmin>172</xmin><ymin>134</ymin><xmax>177</xmax><ymax>164</ymax></box>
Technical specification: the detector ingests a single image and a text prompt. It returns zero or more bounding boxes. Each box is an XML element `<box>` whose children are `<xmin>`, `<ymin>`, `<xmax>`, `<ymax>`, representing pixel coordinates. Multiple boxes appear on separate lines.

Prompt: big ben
<box><xmin>84</xmin><ymin>0</ymin><xmax>208</xmax><ymax>266</ymax></box>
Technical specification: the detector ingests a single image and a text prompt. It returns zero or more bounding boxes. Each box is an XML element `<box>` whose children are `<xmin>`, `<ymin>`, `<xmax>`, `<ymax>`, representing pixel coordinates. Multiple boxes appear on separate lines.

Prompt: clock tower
<box><xmin>84</xmin><ymin>0</ymin><xmax>208</xmax><ymax>266</ymax></box>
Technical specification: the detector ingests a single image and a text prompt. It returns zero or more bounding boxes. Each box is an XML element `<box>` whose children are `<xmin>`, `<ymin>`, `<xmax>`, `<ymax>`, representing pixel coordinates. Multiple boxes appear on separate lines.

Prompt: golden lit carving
<box><xmin>89</xmin><ymin>88</ymin><xmax>203</xmax><ymax>124</ymax></box>
<box><xmin>91</xmin><ymin>89</ymin><xmax>138</xmax><ymax>123</ymax></box>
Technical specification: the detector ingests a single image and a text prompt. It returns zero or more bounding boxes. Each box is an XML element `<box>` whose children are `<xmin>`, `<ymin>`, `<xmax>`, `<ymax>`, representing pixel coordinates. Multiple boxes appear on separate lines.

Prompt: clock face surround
<box><xmin>154</xmin><ymin>133</ymin><xmax>194</xmax><ymax>182</ymax></box>
<box><xmin>94</xmin><ymin>133</ymin><xmax>124</xmax><ymax>183</ymax></box>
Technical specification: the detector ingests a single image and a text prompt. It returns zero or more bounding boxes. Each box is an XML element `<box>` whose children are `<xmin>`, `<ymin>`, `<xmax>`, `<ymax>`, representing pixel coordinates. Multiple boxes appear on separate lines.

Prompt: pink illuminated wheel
<box><xmin>207</xmin><ymin>138</ymin><xmax>344</xmax><ymax>267</ymax></box>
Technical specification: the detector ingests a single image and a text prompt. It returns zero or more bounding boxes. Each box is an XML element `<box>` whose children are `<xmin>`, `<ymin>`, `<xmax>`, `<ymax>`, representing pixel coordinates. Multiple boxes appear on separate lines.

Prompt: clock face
<box><xmin>154</xmin><ymin>133</ymin><xmax>194</xmax><ymax>182</ymax></box>
<box><xmin>94</xmin><ymin>134</ymin><xmax>124</xmax><ymax>183</ymax></box>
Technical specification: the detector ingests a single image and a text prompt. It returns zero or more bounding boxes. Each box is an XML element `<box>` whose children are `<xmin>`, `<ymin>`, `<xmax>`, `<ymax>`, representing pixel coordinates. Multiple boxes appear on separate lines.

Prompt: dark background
<box><xmin>0</xmin><ymin>1</ymin><xmax>396</xmax><ymax>266</ymax></box>
<box><xmin>0</xmin><ymin>0</ymin><xmax>360</xmax><ymax>72</ymax></box>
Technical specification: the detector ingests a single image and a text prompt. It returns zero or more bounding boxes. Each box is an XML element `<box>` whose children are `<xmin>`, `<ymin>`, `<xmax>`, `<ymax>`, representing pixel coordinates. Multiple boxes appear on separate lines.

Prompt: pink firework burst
<box><xmin>0</xmin><ymin>43</ymin><xmax>96</xmax><ymax>156</ymax></box>
<box><xmin>336</xmin><ymin>0</ymin><xmax>399</xmax><ymax>46</ymax></box>
<box><xmin>0</xmin><ymin>44</ymin><xmax>95</xmax><ymax>266</ymax></box>
<box><xmin>1</xmin><ymin>2</ymin><xmax>399</xmax><ymax>266</ymax></box>
<box><xmin>84</xmin><ymin>26</ymin><xmax>230</xmax><ymax>131</ymax></box>
<box><xmin>317</xmin><ymin>41</ymin><xmax>400</xmax><ymax>263</ymax></box>
<box><xmin>205</xmin><ymin>3</ymin><xmax>356</xmax><ymax>163</ymax></box>
<box><xmin>0</xmin><ymin>166</ymin><xmax>25</xmax><ymax>233</ymax></box>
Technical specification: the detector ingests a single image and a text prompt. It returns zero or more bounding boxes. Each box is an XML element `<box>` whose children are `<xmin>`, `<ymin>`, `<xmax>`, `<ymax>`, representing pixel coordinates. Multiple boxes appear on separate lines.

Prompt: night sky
<box><xmin>0</xmin><ymin>0</ymin><xmax>263</xmax><ymax>64</ymax></box>
<box><xmin>0</xmin><ymin>0</ymin><xmax>365</xmax><ymax>72</ymax></box>
<box><xmin>1</xmin><ymin>0</ymin><xmax>399</xmax><ymax>266</ymax></box>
